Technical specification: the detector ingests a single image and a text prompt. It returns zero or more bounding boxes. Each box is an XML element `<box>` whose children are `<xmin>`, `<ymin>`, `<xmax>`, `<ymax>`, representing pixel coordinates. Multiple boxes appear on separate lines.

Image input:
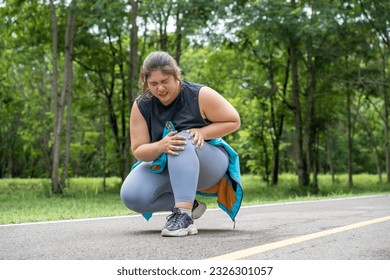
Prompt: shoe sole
<box><xmin>192</xmin><ymin>201</ymin><xmax>207</xmax><ymax>219</ymax></box>
<box><xmin>161</xmin><ymin>225</ymin><xmax>198</xmax><ymax>237</ymax></box>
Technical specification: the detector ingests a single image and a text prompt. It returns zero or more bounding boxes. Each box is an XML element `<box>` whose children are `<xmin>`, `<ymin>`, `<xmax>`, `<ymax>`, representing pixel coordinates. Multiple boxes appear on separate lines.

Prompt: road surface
<box><xmin>1</xmin><ymin>194</ymin><xmax>389</xmax><ymax>260</ymax></box>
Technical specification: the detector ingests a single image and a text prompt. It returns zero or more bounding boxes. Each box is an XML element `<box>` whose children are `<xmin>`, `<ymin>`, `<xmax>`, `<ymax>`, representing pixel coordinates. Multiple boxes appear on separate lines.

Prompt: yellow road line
<box><xmin>208</xmin><ymin>216</ymin><xmax>390</xmax><ymax>260</ymax></box>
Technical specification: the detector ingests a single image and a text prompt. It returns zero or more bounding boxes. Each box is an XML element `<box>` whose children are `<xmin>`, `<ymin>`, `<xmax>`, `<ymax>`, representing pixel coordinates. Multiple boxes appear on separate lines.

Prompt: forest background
<box><xmin>1</xmin><ymin>0</ymin><xmax>390</xmax><ymax>197</ymax></box>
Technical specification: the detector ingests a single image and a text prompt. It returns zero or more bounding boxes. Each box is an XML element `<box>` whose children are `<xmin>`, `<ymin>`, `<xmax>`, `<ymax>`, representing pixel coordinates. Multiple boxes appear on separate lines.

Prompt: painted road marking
<box><xmin>208</xmin><ymin>216</ymin><xmax>390</xmax><ymax>260</ymax></box>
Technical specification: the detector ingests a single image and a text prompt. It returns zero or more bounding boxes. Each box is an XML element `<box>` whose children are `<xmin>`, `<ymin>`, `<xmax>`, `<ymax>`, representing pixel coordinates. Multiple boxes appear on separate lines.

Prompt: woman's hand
<box><xmin>187</xmin><ymin>128</ymin><xmax>205</xmax><ymax>149</ymax></box>
<box><xmin>161</xmin><ymin>131</ymin><xmax>187</xmax><ymax>156</ymax></box>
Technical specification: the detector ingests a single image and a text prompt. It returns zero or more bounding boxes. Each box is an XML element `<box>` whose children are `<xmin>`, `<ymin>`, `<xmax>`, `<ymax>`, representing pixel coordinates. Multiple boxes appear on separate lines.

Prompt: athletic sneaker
<box><xmin>192</xmin><ymin>200</ymin><xmax>207</xmax><ymax>219</ymax></box>
<box><xmin>161</xmin><ymin>208</ymin><xmax>198</xmax><ymax>237</ymax></box>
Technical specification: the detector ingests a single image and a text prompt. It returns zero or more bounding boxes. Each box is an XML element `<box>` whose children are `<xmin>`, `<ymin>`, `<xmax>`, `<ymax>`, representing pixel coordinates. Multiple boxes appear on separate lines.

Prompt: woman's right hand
<box><xmin>161</xmin><ymin>131</ymin><xmax>187</xmax><ymax>156</ymax></box>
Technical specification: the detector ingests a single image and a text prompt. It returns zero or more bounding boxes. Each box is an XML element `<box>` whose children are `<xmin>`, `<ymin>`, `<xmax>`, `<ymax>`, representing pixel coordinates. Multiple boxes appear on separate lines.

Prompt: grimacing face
<box><xmin>147</xmin><ymin>70</ymin><xmax>181</xmax><ymax>106</ymax></box>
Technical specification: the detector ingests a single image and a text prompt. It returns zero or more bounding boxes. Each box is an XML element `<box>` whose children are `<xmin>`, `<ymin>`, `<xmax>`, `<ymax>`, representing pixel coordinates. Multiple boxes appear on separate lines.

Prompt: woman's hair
<box><xmin>140</xmin><ymin>51</ymin><xmax>182</xmax><ymax>94</ymax></box>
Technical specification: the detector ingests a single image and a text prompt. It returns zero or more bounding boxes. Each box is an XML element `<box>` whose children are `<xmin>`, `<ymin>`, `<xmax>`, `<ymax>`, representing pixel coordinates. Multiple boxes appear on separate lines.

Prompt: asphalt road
<box><xmin>1</xmin><ymin>194</ymin><xmax>389</xmax><ymax>260</ymax></box>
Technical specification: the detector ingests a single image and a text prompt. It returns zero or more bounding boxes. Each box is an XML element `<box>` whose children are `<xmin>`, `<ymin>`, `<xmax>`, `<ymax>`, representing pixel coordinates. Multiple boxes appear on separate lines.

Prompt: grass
<box><xmin>0</xmin><ymin>178</ymin><xmax>126</xmax><ymax>224</ymax></box>
<box><xmin>0</xmin><ymin>174</ymin><xmax>389</xmax><ymax>224</ymax></box>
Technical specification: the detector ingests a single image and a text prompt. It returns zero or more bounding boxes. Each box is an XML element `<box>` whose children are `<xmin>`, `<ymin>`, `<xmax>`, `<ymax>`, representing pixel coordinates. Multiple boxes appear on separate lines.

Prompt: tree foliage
<box><xmin>0</xmin><ymin>0</ymin><xmax>389</xmax><ymax>192</ymax></box>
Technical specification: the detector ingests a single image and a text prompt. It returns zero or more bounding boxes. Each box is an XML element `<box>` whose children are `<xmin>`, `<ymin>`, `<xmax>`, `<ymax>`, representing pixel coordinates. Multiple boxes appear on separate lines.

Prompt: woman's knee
<box><xmin>120</xmin><ymin>181</ymin><xmax>151</xmax><ymax>212</ymax></box>
<box><xmin>177</xmin><ymin>131</ymin><xmax>195</xmax><ymax>148</ymax></box>
<box><xmin>168</xmin><ymin>131</ymin><xmax>196</xmax><ymax>161</ymax></box>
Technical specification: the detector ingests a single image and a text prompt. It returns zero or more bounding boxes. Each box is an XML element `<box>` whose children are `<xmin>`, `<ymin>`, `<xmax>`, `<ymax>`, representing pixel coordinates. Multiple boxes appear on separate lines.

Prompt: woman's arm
<box><xmin>130</xmin><ymin>102</ymin><xmax>186</xmax><ymax>162</ymax></box>
<box><xmin>188</xmin><ymin>86</ymin><xmax>240</xmax><ymax>148</ymax></box>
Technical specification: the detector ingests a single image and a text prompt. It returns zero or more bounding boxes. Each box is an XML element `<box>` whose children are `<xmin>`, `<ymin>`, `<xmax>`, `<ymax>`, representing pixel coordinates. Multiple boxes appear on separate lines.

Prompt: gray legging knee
<box><xmin>120</xmin><ymin>131</ymin><xmax>229</xmax><ymax>213</ymax></box>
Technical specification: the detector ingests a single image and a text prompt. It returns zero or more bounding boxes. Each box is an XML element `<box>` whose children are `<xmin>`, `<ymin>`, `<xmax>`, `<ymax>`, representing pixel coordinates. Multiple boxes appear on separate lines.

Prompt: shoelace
<box><xmin>166</xmin><ymin>208</ymin><xmax>180</xmax><ymax>223</ymax></box>
<box><xmin>166</xmin><ymin>208</ymin><xmax>189</xmax><ymax>227</ymax></box>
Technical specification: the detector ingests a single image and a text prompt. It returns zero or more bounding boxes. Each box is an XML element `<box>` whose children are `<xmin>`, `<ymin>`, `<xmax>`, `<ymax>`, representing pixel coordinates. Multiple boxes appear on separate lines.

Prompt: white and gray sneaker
<box><xmin>161</xmin><ymin>208</ymin><xmax>198</xmax><ymax>237</ymax></box>
<box><xmin>192</xmin><ymin>200</ymin><xmax>206</xmax><ymax>219</ymax></box>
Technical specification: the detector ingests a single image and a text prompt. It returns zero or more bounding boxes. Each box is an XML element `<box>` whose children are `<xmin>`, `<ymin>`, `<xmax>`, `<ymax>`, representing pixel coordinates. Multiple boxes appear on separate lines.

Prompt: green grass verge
<box><xmin>0</xmin><ymin>174</ymin><xmax>389</xmax><ymax>224</ymax></box>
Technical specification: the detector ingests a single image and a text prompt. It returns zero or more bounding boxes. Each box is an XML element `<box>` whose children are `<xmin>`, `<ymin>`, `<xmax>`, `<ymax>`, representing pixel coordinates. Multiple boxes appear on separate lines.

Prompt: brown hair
<box><xmin>140</xmin><ymin>51</ymin><xmax>182</xmax><ymax>94</ymax></box>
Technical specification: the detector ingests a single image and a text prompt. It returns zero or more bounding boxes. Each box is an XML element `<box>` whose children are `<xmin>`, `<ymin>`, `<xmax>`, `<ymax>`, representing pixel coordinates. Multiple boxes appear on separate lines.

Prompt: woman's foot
<box><xmin>192</xmin><ymin>200</ymin><xmax>207</xmax><ymax>219</ymax></box>
<box><xmin>161</xmin><ymin>208</ymin><xmax>198</xmax><ymax>237</ymax></box>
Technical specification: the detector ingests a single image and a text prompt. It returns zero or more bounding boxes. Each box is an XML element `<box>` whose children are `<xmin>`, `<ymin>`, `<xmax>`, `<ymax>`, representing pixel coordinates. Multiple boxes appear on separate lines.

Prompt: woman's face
<box><xmin>147</xmin><ymin>70</ymin><xmax>180</xmax><ymax>105</ymax></box>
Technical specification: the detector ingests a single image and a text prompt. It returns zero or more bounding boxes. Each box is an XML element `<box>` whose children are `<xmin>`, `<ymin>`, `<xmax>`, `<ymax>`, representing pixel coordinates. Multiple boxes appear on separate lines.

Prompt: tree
<box><xmin>73</xmin><ymin>0</ymin><xmax>132</xmax><ymax>180</ymax></box>
<box><xmin>50</xmin><ymin>0</ymin><xmax>77</xmax><ymax>193</ymax></box>
<box><xmin>1</xmin><ymin>0</ymin><xmax>390</xmax><ymax>191</ymax></box>
<box><xmin>359</xmin><ymin>0</ymin><xmax>390</xmax><ymax>183</ymax></box>
<box><xmin>126</xmin><ymin>0</ymin><xmax>139</xmax><ymax>173</ymax></box>
<box><xmin>288</xmin><ymin>0</ymin><xmax>309</xmax><ymax>188</ymax></box>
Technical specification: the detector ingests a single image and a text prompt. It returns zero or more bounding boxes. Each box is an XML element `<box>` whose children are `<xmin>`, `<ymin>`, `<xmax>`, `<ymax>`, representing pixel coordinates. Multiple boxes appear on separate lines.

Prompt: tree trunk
<box><xmin>312</xmin><ymin>132</ymin><xmax>319</xmax><ymax>191</ymax></box>
<box><xmin>271</xmin><ymin>57</ymin><xmax>289</xmax><ymax>185</ymax></box>
<box><xmin>381</xmin><ymin>50</ymin><xmax>390</xmax><ymax>183</ymax></box>
<box><xmin>115</xmin><ymin>33</ymin><xmax>130</xmax><ymax>181</ymax></box>
<box><xmin>289</xmin><ymin>0</ymin><xmax>309</xmax><ymax>187</ymax></box>
<box><xmin>50</xmin><ymin>0</ymin><xmax>60</xmax><ymax>193</ymax></box>
<box><xmin>260</xmin><ymin>111</ymin><xmax>270</xmax><ymax>185</ymax></box>
<box><xmin>60</xmin><ymin>72</ymin><xmax>73</xmax><ymax>188</ymax></box>
<box><xmin>101</xmin><ymin>108</ymin><xmax>107</xmax><ymax>191</ymax></box>
<box><xmin>50</xmin><ymin>0</ymin><xmax>76</xmax><ymax>192</ymax></box>
<box><xmin>60</xmin><ymin>0</ymin><xmax>76</xmax><ymax>188</ymax></box>
<box><xmin>365</xmin><ymin>122</ymin><xmax>382</xmax><ymax>184</ymax></box>
<box><xmin>343</xmin><ymin>54</ymin><xmax>353</xmax><ymax>188</ymax></box>
<box><xmin>158</xmin><ymin>12</ymin><xmax>169</xmax><ymax>51</ymax></box>
<box><xmin>346</xmin><ymin>88</ymin><xmax>354</xmax><ymax>188</ymax></box>
<box><xmin>290</xmin><ymin>44</ymin><xmax>307</xmax><ymax>186</ymax></box>
<box><xmin>49</xmin><ymin>0</ymin><xmax>59</xmax><ymax>134</ymax></box>
<box><xmin>269</xmin><ymin>56</ymin><xmax>288</xmax><ymax>186</ymax></box>
<box><xmin>105</xmin><ymin>88</ymin><xmax>121</xmax><ymax>155</ymax></box>
<box><xmin>129</xmin><ymin>0</ymin><xmax>139</xmax><ymax>104</ymax></box>
<box><xmin>127</xmin><ymin>0</ymin><xmax>139</xmax><ymax>171</ymax></box>
<box><xmin>304</xmin><ymin>34</ymin><xmax>318</xmax><ymax>194</ymax></box>
<box><xmin>175</xmin><ymin>3</ymin><xmax>182</xmax><ymax>65</ymax></box>
<box><xmin>326</xmin><ymin>132</ymin><xmax>335</xmax><ymax>184</ymax></box>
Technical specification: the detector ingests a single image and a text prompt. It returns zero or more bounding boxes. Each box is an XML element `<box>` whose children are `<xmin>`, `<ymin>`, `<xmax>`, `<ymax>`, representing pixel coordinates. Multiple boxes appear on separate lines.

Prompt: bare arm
<box><xmin>130</xmin><ymin>102</ymin><xmax>186</xmax><ymax>162</ymax></box>
<box><xmin>188</xmin><ymin>87</ymin><xmax>240</xmax><ymax>148</ymax></box>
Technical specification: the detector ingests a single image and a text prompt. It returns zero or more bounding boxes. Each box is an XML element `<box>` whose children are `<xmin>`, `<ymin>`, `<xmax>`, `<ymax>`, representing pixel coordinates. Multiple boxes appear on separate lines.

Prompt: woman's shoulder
<box><xmin>182</xmin><ymin>80</ymin><xmax>205</xmax><ymax>92</ymax></box>
<box><xmin>135</xmin><ymin>94</ymin><xmax>154</xmax><ymax>119</ymax></box>
<box><xmin>135</xmin><ymin>93</ymin><xmax>153</xmax><ymax>105</ymax></box>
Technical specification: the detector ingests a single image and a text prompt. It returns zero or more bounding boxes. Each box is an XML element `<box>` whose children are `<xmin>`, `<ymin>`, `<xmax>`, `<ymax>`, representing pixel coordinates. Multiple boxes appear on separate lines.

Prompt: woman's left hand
<box><xmin>187</xmin><ymin>128</ymin><xmax>205</xmax><ymax>149</ymax></box>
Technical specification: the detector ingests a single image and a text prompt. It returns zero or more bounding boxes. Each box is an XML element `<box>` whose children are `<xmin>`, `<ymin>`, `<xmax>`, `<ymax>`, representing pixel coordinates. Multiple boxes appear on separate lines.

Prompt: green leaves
<box><xmin>1</xmin><ymin>0</ymin><xmax>389</xmax><ymax>186</ymax></box>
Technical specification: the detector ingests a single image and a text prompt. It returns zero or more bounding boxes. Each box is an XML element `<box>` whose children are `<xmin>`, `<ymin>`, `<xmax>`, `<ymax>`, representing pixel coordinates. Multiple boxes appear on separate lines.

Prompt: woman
<box><xmin>120</xmin><ymin>51</ymin><xmax>243</xmax><ymax>237</ymax></box>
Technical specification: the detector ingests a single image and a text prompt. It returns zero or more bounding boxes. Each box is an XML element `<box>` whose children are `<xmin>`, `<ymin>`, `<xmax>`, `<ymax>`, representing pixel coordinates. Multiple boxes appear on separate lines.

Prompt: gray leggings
<box><xmin>120</xmin><ymin>131</ymin><xmax>229</xmax><ymax>213</ymax></box>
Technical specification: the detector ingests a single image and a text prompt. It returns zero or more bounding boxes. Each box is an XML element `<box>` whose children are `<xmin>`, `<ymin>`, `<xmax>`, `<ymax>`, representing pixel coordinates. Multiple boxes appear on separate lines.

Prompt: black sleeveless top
<box><xmin>136</xmin><ymin>80</ymin><xmax>211</xmax><ymax>142</ymax></box>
